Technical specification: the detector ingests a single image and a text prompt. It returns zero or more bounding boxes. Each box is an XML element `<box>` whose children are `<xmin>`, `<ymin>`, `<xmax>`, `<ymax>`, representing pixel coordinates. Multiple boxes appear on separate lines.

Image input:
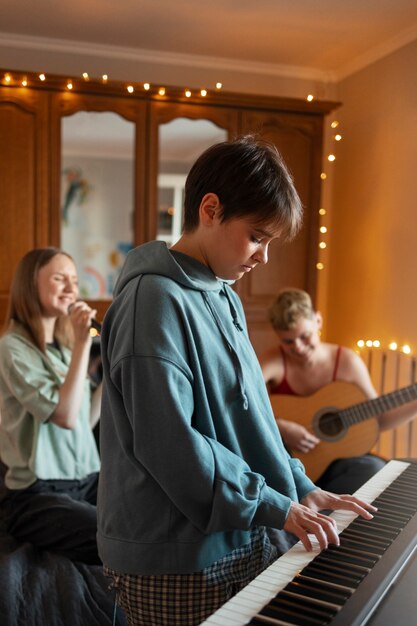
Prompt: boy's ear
<box><xmin>199</xmin><ymin>193</ymin><xmax>221</xmax><ymax>226</ymax></box>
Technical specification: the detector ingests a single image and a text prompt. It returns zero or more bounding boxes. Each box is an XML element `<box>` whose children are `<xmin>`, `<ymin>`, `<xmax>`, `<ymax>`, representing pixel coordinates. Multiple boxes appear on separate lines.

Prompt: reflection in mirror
<box><xmin>158</xmin><ymin>118</ymin><xmax>227</xmax><ymax>246</ymax></box>
<box><xmin>61</xmin><ymin>111</ymin><xmax>135</xmax><ymax>299</ymax></box>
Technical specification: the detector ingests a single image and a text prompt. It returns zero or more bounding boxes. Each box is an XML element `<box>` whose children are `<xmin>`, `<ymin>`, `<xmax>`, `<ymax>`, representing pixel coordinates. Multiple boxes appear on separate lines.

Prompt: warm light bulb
<box><xmin>357</xmin><ymin>340</ymin><xmax>365</xmax><ymax>348</ymax></box>
<box><xmin>82</xmin><ymin>72</ymin><xmax>89</xmax><ymax>81</ymax></box>
<box><xmin>306</xmin><ymin>94</ymin><xmax>314</xmax><ymax>102</ymax></box>
<box><xmin>402</xmin><ymin>344</ymin><xmax>411</xmax><ymax>354</ymax></box>
<box><xmin>334</xmin><ymin>134</ymin><xmax>342</xmax><ymax>141</ymax></box>
<box><xmin>319</xmin><ymin>242</ymin><xmax>326</xmax><ymax>249</ymax></box>
<box><xmin>102</xmin><ymin>74</ymin><xmax>108</xmax><ymax>82</ymax></box>
<box><xmin>39</xmin><ymin>74</ymin><xmax>46</xmax><ymax>81</ymax></box>
<box><xmin>127</xmin><ymin>85</ymin><xmax>134</xmax><ymax>93</ymax></box>
<box><xmin>21</xmin><ymin>78</ymin><xmax>27</xmax><ymax>87</ymax></box>
<box><xmin>316</xmin><ymin>262</ymin><xmax>324</xmax><ymax>270</ymax></box>
<box><xmin>389</xmin><ymin>342</ymin><xmax>398</xmax><ymax>351</ymax></box>
<box><xmin>328</xmin><ymin>154</ymin><xmax>336</xmax><ymax>162</ymax></box>
<box><xmin>372</xmin><ymin>340</ymin><xmax>380</xmax><ymax>348</ymax></box>
<box><xmin>143</xmin><ymin>83</ymin><xmax>150</xmax><ymax>90</ymax></box>
<box><xmin>320</xmin><ymin>173</ymin><xmax>327</xmax><ymax>180</ymax></box>
<box><xmin>215</xmin><ymin>82</ymin><xmax>222</xmax><ymax>89</ymax></box>
<box><xmin>319</xmin><ymin>208</ymin><xmax>326</xmax><ymax>216</ymax></box>
<box><xmin>365</xmin><ymin>340</ymin><xmax>373</xmax><ymax>347</ymax></box>
<box><xmin>158</xmin><ymin>87</ymin><xmax>166</xmax><ymax>96</ymax></box>
<box><xmin>331</xmin><ymin>120</ymin><xmax>339</xmax><ymax>128</ymax></box>
<box><xmin>185</xmin><ymin>89</ymin><xmax>191</xmax><ymax>98</ymax></box>
<box><xmin>319</xmin><ymin>226</ymin><xmax>327</xmax><ymax>234</ymax></box>
<box><xmin>200</xmin><ymin>89</ymin><xmax>207</xmax><ymax>97</ymax></box>
<box><xmin>4</xmin><ymin>73</ymin><xmax>11</xmax><ymax>83</ymax></box>
<box><xmin>67</xmin><ymin>82</ymin><xmax>73</xmax><ymax>90</ymax></box>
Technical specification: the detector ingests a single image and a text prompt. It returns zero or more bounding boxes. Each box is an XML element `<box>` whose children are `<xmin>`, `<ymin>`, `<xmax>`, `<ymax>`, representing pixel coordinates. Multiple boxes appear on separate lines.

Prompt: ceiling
<box><xmin>1</xmin><ymin>0</ymin><xmax>417</xmax><ymax>79</ymax></box>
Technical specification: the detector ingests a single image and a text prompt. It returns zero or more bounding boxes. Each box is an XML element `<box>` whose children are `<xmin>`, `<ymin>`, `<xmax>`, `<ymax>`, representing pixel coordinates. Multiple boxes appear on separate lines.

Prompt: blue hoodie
<box><xmin>97</xmin><ymin>241</ymin><xmax>316</xmax><ymax>575</ymax></box>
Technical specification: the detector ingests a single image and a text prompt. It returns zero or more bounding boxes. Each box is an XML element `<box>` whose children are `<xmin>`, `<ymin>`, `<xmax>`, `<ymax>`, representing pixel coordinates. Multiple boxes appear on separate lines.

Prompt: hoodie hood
<box><xmin>115</xmin><ymin>241</ymin><xmax>221</xmax><ymax>297</ymax></box>
<box><xmin>114</xmin><ymin>240</ymin><xmax>248</xmax><ymax>408</ymax></box>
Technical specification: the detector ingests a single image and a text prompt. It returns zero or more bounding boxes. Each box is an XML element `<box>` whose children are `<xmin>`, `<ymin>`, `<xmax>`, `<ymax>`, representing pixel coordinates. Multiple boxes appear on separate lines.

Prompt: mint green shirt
<box><xmin>0</xmin><ymin>326</ymin><xmax>100</xmax><ymax>489</ymax></box>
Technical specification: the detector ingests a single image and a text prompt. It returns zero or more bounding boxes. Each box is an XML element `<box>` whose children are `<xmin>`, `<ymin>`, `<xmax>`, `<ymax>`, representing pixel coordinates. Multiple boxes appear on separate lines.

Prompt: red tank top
<box><xmin>269</xmin><ymin>346</ymin><xmax>342</xmax><ymax>396</ymax></box>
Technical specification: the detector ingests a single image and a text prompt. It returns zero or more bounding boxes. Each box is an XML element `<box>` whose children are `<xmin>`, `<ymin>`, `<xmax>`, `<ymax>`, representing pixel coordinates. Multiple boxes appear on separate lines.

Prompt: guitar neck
<box><xmin>340</xmin><ymin>382</ymin><xmax>417</xmax><ymax>427</ymax></box>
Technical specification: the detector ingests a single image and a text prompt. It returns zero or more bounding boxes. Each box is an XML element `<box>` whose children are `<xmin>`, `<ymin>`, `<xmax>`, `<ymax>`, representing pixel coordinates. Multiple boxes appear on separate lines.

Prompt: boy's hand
<box><xmin>283</xmin><ymin>489</ymin><xmax>377</xmax><ymax>552</ymax></box>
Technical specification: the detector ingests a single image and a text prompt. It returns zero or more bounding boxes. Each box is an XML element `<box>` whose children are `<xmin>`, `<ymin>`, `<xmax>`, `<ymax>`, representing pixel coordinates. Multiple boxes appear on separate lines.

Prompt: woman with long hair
<box><xmin>0</xmin><ymin>247</ymin><xmax>101</xmax><ymax>563</ymax></box>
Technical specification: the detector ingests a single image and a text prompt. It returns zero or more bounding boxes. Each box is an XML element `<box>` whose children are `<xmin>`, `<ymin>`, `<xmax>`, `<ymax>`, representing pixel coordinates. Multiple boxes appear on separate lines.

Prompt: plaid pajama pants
<box><xmin>104</xmin><ymin>526</ymin><xmax>278</xmax><ymax>626</ymax></box>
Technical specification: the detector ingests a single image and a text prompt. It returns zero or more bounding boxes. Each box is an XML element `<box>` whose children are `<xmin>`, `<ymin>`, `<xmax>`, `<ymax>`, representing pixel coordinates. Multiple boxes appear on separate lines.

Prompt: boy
<box><xmin>97</xmin><ymin>136</ymin><xmax>375</xmax><ymax>626</ymax></box>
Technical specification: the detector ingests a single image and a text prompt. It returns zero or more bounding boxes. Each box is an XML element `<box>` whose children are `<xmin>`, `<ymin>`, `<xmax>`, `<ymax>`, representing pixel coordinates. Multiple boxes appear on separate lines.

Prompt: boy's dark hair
<box><xmin>183</xmin><ymin>135</ymin><xmax>303</xmax><ymax>239</ymax></box>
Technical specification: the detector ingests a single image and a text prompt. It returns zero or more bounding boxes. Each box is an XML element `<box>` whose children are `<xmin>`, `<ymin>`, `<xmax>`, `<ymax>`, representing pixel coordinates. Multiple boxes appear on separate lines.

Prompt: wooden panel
<box><xmin>0</xmin><ymin>87</ymin><xmax>49</xmax><ymax>327</ymax></box>
<box><xmin>238</xmin><ymin>110</ymin><xmax>324</xmax><ymax>354</ymax></box>
<box><xmin>363</xmin><ymin>347</ymin><xmax>417</xmax><ymax>460</ymax></box>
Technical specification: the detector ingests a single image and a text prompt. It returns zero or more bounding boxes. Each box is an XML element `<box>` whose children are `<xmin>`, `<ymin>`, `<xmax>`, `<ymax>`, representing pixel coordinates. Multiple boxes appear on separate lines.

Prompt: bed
<box><xmin>0</xmin><ymin>465</ymin><xmax>126</xmax><ymax>626</ymax></box>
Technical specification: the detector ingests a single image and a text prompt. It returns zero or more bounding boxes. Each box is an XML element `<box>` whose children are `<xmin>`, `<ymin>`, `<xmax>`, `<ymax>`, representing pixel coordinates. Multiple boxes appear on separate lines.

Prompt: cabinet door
<box><xmin>239</xmin><ymin>110</ymin><xmax>324</xmax><ymax>354</ymax></box>
<box><xmin>0</xmin><ymin>87</ymin><xmax>49</xmax><ymax>324</ymax></box>
<box><xmin>50</xmin><ymin>92</ymin><xmax>147</xmax><ymax>319</ymax></box>
<box><xmin>148</xmin><ymin>102</ymin><xmax>239</xmax><ymax>243</ymax></box>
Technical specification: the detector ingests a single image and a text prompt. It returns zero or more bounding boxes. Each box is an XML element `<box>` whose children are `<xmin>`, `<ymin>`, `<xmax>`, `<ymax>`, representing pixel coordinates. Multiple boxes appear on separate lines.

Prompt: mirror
<box><xmin>157</xmin><ymin>118</ymin><xmax>227</xmax><ymax>246</ymax></box>
<box><xmin>61</xmin><ymin>111</ymin><xmax>135</xmax><ymax>299</ymax></box>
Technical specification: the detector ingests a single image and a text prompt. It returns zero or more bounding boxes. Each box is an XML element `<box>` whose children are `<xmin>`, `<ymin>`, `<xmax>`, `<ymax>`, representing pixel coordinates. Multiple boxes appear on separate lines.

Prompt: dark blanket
<box><xmin>0</xmin><ymin>519</ymin><xmax>123</xmax><ymax>626</ymax></box>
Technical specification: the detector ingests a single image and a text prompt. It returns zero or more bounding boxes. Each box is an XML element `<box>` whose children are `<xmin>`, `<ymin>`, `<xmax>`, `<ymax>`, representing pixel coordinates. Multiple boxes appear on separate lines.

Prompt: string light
<box><xmin>66</xmin><ymin>81</ymin><xmax>73</xmax><ymax>90</ymax></box>
<box><xmin>215</xmin><ymin>82</ymin><xmax>222</xmax><ymax>90</ymax></box>
<box><xmin>319</xmin><ymin>226</ymin><xmax>327</xmax><ymax>234</ymax></box>
<box><xmin>127</xmin><ymin>85</ymin><xmax>134</xmax><ymax>93</ymax></box>
<box><xmin>306</xmin><ymin>94</ymin><xmax>314</xmax><ymax>102</ymax></box>
<box><xmin>316</xmin><ymin>262</ymin><xmax>324</xmax><ymax>270</ymax></box>
<box><xmin>331</xmin><ymin>120</ymin><xmax>339</xmax><ymax>128</ymax></box>
<box><xmin>102</xmin><ymin>74</ymin><xmax>108</xmax><ymax>83</ymax></box>
<box><xmin>357</xmin><ymin>340</ymin><xmax>412</xmax><ymax>354</ymax></box>
<box><xmin>39</xmin><ymin>74</ymin><xmax>46</xmax><ymax>81</ymax></box>
<box><xmin>4</xmin><ymin>73</ymin><xmax>11</xmax><ymax>83</ymax></box>
<box><xmin>21</xmin><ymin>78</ymin><xmax>27</xmax><ymax>87</ymax></box>
<box><xmin>158</xmin><ymin>87</ymin><xmax>166</xmax><ymax>96</ymax></box>
<box><xmin>185</xmin><ymin>89</ymin><xmax>191</xmax><ymax>98</ymax></box>
<box><xmin>327</xmin><ymin>154</ymin><xmax>336</xmax><ymax>162</ymax></box>
<box><xmin>319</xmin><ymin>208</ymin><xmax>326</xmax><ymax>216</ymax></box>
<box><xmin>320</xmin><ymin>172</ymin><xmax>327</xmax><ymax>180</ymax></box>
<box><xmin>319</xmin><ymin>241</ymin><xmax>326</xmax><ymax>249</ymax></box>
<box><xmin>200</xmin><ymin>89</ymin><xmax>207</xmax><ymax>97</ymax></box>
<box><xmin>143</xmin><ymin>83</ymin><xmax>150</xmax><ymax>90</ymax></box>
<box><xmin>334</xmin><ymin>134</ymin><xmax>342</xmax><ymax>141</ymax></box>
<box><xmin>82</xmin><ymin>73</ymin><xmax>89</xmax><ymax>81</ymax></box>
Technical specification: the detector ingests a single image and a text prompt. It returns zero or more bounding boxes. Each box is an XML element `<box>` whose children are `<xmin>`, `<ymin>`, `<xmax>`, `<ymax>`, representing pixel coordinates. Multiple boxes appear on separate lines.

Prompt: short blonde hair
<box><xmin>269</xmin><ymin>288</ymin><xmax>315</xmax><ymax>331</ymax></box>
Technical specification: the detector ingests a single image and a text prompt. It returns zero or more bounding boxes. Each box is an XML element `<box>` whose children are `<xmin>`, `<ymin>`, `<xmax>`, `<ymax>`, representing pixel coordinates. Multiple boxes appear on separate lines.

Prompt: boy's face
<box><xmin>206</xmin><ymin>215</ymin><xmax>280</xmax><ymax>281</ymax></box>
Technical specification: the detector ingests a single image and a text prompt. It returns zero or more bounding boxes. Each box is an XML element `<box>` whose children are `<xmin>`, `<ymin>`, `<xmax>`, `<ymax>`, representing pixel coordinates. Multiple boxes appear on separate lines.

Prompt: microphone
<box><xmin>68</xmin><ymin>302</ymin><xmax>102</xmax><ymax>334</ymax></box>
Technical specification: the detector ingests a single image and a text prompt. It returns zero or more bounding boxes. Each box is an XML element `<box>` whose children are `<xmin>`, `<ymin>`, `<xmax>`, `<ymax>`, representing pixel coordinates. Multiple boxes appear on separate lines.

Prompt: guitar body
<box><xmin>269</xmin><ymin>381</ymin><xmax>380</xmax><ymax>482</ymax></box>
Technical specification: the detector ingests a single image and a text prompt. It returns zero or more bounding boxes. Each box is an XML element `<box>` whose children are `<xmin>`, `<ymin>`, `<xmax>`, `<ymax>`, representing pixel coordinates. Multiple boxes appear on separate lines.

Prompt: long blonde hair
<box><xmin>4</xmin><ymin>247</ymin><xmax>75</xmax><ymax>352</ymax></box>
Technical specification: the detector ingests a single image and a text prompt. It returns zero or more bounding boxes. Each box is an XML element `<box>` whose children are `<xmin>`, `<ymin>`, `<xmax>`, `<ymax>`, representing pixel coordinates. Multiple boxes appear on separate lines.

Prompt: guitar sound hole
<box><xmin>318</xmin><ymin>412</ymin><xmax>344</xmax><ymax>437</ymax></box>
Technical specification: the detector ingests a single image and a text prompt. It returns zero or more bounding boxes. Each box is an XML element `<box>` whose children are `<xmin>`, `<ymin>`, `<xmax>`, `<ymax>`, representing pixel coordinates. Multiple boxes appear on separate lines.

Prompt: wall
<box><xmin>324</xmin><ymin>38</ymin><xmax>417</xmax><ymax>354</ymax></box>
<box><xmin>0</xmin><ymin>38</ymin><xmax>337</xmax><ymax>101</ymax></box>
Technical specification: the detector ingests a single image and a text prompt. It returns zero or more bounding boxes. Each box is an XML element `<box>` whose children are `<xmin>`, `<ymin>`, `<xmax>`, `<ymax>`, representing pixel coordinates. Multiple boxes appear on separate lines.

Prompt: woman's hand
<box><xmin>278</xmin><ymin>419</ymin><xmax>320</xmax><ymax>453</ymax></box>
<box><xmin>68</xmin><ymin>300</ymin><xmax>97</xmax><ymax>343</ymax></box>
<box><xmin>283</xmin><ymin>488</ymin><xmax>377</xmax><ymax>552</ymax></box>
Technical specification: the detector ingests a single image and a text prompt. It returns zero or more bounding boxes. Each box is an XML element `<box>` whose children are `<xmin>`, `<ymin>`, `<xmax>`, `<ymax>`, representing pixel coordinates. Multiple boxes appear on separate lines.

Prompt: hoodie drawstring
<box><xmin>202</xmin><ymin>290</ymin><xmax>249</xmax><ymax>411</ymax></box>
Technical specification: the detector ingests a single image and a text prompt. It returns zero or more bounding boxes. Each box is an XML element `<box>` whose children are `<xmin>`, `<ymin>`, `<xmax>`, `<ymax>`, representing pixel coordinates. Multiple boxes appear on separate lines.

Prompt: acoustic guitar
<box><xmin>269</xmin><ymin>381</ymin><xmax>417</xmax><ymax>482</ymax></box>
